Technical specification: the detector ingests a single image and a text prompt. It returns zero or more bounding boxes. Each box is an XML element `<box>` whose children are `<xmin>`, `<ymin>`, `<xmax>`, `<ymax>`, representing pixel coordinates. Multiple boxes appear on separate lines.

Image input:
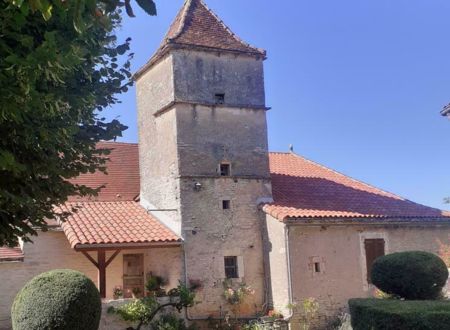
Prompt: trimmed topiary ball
<box><xmin>371</xmin><ymin>251</ymin><xmax>448</xmax><ymax>300</ymax></box>
<box><xmin>11</xmin><ymin>269</ymin><xmax>101</xmax><ymax>330</ymax></box>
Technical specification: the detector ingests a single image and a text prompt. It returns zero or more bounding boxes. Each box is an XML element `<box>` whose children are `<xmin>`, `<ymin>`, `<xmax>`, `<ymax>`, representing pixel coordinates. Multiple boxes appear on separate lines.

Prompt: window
<box><xmin>314</xmin><ymin>262</ymin><xmax>321</xmax><ymax>273</ymax></box>
<box><xmin>215</xmin><ymin>93</ymin><xmax>225</xmax><ymax>104</ymax></box>
<box><xmin>364</xmin><ymin>239</ymin><xmax>385</xmax><ymax>283</ymax></box>
<box><xmin>222</xmin><ymin>200</ymin><xmax>231</xmax><ymax>210</ymax></box>
<box><xmin>220</xmin><ymin>163</ymin><xmax>231</xmax><ymax>176</ymax></box>
<box><xmin>224</xmin><ymin>256</ymin><xmax>238</xmax><ymax>279</ymax></box>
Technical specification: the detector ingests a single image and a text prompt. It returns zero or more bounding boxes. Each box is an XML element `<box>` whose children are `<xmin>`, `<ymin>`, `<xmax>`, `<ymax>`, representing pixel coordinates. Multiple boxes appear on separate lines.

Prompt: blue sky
<box><xmin>108</xmin><ymin>0</ymin><xmax>450</xmax><ymax>210</ymax></box>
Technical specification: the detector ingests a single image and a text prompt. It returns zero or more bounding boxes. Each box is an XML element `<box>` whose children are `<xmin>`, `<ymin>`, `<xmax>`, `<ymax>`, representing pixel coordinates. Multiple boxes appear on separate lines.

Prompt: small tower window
<box><xmin>215</xmin><ymin>93</ymin><xmax>225</xmax><ymax>104</ymax></box>
<box><xmin>220</xmin><ymin>163</ymin><xmax>231</xmax><ymax>176</ymax></box>
<box><xmin>314</xmin><ymin>262</ymin><xmax>321</xmax><ymax>273</ymax></box>
<box><xmin>224</xmin><ymin>256</ymin><xmax>238</xmax><ymax>279</ymax></box>
<box><xmin>222</xmin><ymin>200</ymin><xmax>231</xmax><ymax>210</ymax></box>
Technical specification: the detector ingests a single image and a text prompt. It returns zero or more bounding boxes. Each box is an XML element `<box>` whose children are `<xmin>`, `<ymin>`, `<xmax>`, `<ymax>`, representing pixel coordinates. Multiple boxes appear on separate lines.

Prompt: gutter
<box><xmin>74</xmin><ymin>241</ymin><xmax>181</xmax><ymax>251</ymax></box>
<box><xmin>283</xmin><ymin>225</ymin><xmax>294</xmax><ymax>321</ymax></box>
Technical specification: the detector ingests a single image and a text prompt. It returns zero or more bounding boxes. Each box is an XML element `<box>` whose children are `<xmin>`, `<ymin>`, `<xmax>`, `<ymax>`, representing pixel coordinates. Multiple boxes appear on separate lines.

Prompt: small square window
<box><xmin>215</xmin><ymin>93</ymin><xmax>225</xmax><ymax>104</ymax></box>
<box><xmin>220</xmin><ymin>163</ymin><xmax>231</xmax><ymax>176</ymax></box>
<box><xmin>222</xmin><ymin>200</ymin><xmax>231</xmax><ymax>210</ymax></box>
<box><xmin>314</xmin><ymin>262</ymin><xmax>321</xmax><ymax>273</ymax></box>
<box><xmin>224</xmin><ymin>256</ymin><xmax>238</xmax><ymax>279</ymax></box>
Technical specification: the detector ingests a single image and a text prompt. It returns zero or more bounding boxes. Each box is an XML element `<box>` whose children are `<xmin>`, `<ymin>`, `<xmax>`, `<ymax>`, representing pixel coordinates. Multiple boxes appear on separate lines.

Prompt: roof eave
<box><xmin>134</xmin><ymin>43</ymin><xmax>266</xmax><ymax>81</ymax></box>
<box><xmin>74</xmin><ymin>241</ymin><xmax>182</xmax><ymax>251</ymax></box>
<box><xmin>283</xmin><ymin>216</ymin><xmax>450</xmax><ymax>226</ymax></box>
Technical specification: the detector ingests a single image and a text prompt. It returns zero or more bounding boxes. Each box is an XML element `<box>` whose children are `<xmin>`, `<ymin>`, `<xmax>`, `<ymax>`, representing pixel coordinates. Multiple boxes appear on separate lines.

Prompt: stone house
<box><xmin>1</xmin><ymin>0</ymin><xmax>450</xmax><ymax>329</ymax></box>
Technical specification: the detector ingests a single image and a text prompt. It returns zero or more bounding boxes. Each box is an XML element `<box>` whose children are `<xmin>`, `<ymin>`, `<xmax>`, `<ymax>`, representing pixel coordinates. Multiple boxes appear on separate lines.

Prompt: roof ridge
<box><xmin>197</xmin><ymin>0</ymin><xmax>265</xmax><ymax>55</ymax></box>
<box><xmin>169</xmin><ymin>0</ymin><xmax>193</xmax><ymax>41</ymax></box>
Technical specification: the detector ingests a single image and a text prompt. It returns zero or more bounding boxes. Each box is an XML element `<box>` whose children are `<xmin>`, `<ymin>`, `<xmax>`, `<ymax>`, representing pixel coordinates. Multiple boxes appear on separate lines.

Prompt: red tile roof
<box><xmin>61</xmin><ymin>143</ymin><xmax>450</xmax><ymax>247</ymax></box>
<box><xmin>0</xmin><ymin>246</ymin><xmax>24</xmax><ymax>262</ymax></box>
<box><xmin>264</xmin><ymin>152</ymin><xmax>450</xmax><ymax>221</ymax></box>
<box><xmin>60</xmin><ymin>201</ymin><xmax>180</xmax><ymax>249</ymax></box>
<box><xmin>136</xmin><ymin>0</ymin><xmax>265</xmax><ymax>78</ymax></box>
<box><xmin>69</xmin><ymin>142</ymin><xmax>139</xmax><ymax>202</ymax></box>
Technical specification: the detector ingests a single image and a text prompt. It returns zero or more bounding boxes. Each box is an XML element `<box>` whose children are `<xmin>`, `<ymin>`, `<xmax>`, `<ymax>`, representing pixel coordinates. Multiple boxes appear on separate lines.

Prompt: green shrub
<box><xmin>11</xmin><ymin>269</ymin><xmax>101</xmax><ymax>330</ymax></box>
<box><xmin>151</xmin><ymin>313</ymin><xmax>198</xmax><ymax>330</ymax></box>
<box><xmin>349</xmin><ymin>298</ymin><xmax>450</xmax><ymax>330</ymax></box>
<box><xmin>371</xmin><ymin>251</ymin><xmax>448</xmax><ymax>300</ymax></box>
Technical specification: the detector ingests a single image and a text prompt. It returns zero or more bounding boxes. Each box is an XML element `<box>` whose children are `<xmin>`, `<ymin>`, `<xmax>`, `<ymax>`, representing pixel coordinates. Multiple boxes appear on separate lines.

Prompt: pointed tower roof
<box><xmin>135</xmin><ymin>0</ymin><xmax>266</xmax><ymax>78</ymax></box>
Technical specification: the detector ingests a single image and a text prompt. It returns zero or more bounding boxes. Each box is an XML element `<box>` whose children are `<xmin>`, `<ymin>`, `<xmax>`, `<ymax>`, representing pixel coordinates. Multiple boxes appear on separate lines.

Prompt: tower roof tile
<box><xmin>135</xmin><ymin>0</ymin><xmax>265</xmax><ymax>78</ymax></box>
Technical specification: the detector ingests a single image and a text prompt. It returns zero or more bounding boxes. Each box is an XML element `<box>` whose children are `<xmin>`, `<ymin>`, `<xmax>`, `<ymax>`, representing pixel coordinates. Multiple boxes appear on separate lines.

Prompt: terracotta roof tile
<box><xmin>60</xmin><ymin>201</ymin><xmax>180</xmax><ymax>248</ymax></box>
<box><xmin>69</xmin><ymin>142</ymin><xmax>139</xmax><ymax>202</ymax></box>
<box><xmin>136</xmin><ymin>0</ymin><xmax>265</xmax><ymax>77</ymax></box>
<box><xmin>0</xmin><ymin>246</ymin><xmax>24</xmax><ymax>262</ymax></box>
<box><xmin>264</xmin><ymin>152</ymin><xmax>450</xmax><ymax>221</ymax></box>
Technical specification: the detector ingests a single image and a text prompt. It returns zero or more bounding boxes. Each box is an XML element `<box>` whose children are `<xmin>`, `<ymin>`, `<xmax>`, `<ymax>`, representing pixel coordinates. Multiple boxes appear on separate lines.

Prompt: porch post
<box><xmin>98</xmin><ymin>250</ymin><xmax>106</xmax><ymax>298</ymax></box>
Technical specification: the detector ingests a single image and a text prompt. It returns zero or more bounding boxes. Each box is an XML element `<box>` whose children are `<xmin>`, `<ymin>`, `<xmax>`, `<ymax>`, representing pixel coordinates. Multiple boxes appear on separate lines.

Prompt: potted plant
<box><xmin>145</xmin><ymin>275</ymin><xmax>167</xmax><ymax>296</ymax></box>
<box><xmin>113</xmin><ymin>286</ymin><xmax>123</xmax><ymax>300</ymax></box>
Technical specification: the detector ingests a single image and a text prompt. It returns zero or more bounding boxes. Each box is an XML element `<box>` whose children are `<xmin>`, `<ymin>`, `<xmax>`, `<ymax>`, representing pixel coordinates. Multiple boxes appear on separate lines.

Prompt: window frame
<box><xmin>215</xmin><ymin>93</ymin><xmax>225</xmax><ymax>104</ymax></box>
<box><xmin>364</xmin><ymin>238</ymin><xmax>385</xmax><ymax>284</ymax></box>
<box><xmin>224</xmin><ymin>256</ymin><xmax>239</xmax><ymax>279</ymax></box>
<box><xmin>219</xmin><ymin>163</ymin><xmax>231</xmax><ymax>177</ymax></box>
<box><xmin>222</xmin><ymin>200</ymin><xmax>231</xmax><ymax>210</ymax></box>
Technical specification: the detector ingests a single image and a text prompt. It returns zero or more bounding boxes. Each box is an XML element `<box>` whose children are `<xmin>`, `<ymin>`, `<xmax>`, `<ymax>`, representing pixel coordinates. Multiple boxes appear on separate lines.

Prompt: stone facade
<box><xmin>264</xmin><ymin>220</ymin><xmax>450</xmax><ymax>328</ymax></box>
<box><xmin>136</xmin><ymin>47</ymin><xmax>272</xmax><ymax>318</ymax></box>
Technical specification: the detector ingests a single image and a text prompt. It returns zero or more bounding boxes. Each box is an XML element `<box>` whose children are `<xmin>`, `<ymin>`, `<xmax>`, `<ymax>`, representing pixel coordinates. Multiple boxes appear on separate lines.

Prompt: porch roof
<box><xmin>0</xmin><ymin>246</ymin><xmax>24</xmax><ymax>262</ymax></box>
<box><xmin>60</xmin><ymin>201</ymin><xmax>181</xmax><ymax>250</ymax></box>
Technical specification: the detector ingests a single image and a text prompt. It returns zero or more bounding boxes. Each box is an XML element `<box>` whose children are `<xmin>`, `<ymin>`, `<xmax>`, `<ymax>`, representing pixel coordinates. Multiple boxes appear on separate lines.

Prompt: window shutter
<box><xmin>364</xmin><ymin>239</ymin><xmax>385</xmax><ymax>283</ymax></box>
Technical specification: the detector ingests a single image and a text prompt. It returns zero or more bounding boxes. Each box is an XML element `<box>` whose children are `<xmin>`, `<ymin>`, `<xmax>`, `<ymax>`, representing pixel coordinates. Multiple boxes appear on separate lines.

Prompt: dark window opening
<box><xmin>222</xmin><ymin>200</ymin><xmax>231</xmax><ymax>210</ymax></box>
<box><xmin>364</xmin><ymin>239</ymin><xmax>385</xmax><ymax>283</ymax></box>
<box><xmin>220</xmin><ymin>163</ymin><xmax>231</xmax><ymax>176</ymax></box>
<box><xmin>215</xmin><ymin>93</ymin><xmax>225</xmax><ymax>104</ymax></box>
<box><xmin>224</xmin><ymin>256</ymin><xmax>238</xmax><ymax>279</ymax></box>
<box><xmin>314</xmin><ymin>262</ymin><xmax>321</xmax><ymax>273</ymax></box>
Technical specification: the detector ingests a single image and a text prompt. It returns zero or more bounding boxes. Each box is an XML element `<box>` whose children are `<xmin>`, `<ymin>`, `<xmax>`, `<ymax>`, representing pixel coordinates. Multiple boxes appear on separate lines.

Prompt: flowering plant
<box><xmin>113</xmin><ymin>286</ymin><xmax>123</xmax><ymax>299</ymax></box>
<box><xmin>222</xmin><ymin>279</ymin><xmax>255</xmax><ymax>305</ymax></box>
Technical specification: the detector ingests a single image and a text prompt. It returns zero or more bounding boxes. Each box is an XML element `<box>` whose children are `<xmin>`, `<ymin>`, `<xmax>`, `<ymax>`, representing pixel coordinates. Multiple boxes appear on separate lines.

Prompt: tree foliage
<box><xmin>0</xmin><ymin>0</ymin><xmax>153</xmax><ymax>246</ymax></box>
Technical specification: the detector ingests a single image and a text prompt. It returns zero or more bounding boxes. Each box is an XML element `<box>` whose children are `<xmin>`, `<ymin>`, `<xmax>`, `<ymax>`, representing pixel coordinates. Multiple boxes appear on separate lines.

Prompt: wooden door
<box><xmin>123</xmin><ymin>254</ymin><xmax>144</xmax><ymax>298</ymax></box>
<box><xmin>364</xmin><ymin>239</ymin><xmax>385</xmax><ymax>283</ymax></box>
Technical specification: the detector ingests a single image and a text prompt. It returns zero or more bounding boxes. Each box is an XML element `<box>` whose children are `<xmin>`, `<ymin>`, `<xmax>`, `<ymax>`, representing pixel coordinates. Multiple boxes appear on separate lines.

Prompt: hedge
<box><xmin>11</xmin><ymin>269</ymin><xmax>101</xmax><ymax>330</ymax></box>
<box><xmin>371</xmin><ymin>251</ymin><xmax>448</xmax><ymax>300</ymax></box>
<box><xmin>349</xmin><ymin>298</ymin><xmax>450</xmax><ymax>330</ymax></box>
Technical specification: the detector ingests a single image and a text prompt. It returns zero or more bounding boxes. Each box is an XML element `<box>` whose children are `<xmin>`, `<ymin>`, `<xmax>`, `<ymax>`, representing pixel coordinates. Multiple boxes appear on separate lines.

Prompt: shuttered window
<box><xmin>364</xmin><ymin>239</ymin><xmax>385</xmax><ymax>283</ymax></box>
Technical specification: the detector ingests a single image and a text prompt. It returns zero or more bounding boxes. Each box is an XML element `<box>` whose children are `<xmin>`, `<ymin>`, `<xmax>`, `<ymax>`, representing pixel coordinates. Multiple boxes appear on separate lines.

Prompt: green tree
<box><xmin>0</xmin><ymin>0</ymin><xmax>154</xmax><ymax>246</ymax></box>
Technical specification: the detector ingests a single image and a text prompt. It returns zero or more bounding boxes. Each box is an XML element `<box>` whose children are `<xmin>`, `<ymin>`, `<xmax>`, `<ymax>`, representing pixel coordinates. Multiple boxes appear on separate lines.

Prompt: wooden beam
<box><xmin>81</xmin><ymin>251</ymin><xmax>98</xmax><ymax>268</ymax></box>
<box><xmin>106</xmin><ymin>250</ymin><xmax>121</xmax><ymax>268</ymax></box>
<box><xmin>98</xmin><ymin>250</ymin><xmax>106</xmax><ymax>298</ymax></box>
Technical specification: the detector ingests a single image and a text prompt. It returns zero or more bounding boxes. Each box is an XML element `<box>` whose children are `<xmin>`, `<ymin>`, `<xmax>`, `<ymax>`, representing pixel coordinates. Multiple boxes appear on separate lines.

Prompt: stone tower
<box><xmin>135</xmin><ymin>0</ymin><xmax>272</xmax><ymax>317</ymax></box>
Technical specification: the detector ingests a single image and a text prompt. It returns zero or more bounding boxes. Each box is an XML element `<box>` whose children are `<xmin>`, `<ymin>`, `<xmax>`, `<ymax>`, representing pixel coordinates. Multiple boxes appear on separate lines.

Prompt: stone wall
<box><xmin>264</xmin><ymin>215</ymin><xmax>290</xmax><ymax>317</ymax></box>
<box><xmin>172</xmin><ymin>50</ymin><xmax>265</xmax><ymax>107</ymax></box>
<box><xmin>281</xmin><ymin>223</ymin><xmax>450</xmax><ymax>328</ymax></box>
<box><xmin>137</xmin><ymin>45</ymin><xmax>272</xmax><ymax>320</ymax></box>
<box><xmin>176</xmin><ymin>104</ymin><xmax>270</xmax><ymax>178</ymax></box>
<box><xmin>181</xmin><ymin>178</ymin><xmax>272</xmax><ymax>318</ymax></box>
